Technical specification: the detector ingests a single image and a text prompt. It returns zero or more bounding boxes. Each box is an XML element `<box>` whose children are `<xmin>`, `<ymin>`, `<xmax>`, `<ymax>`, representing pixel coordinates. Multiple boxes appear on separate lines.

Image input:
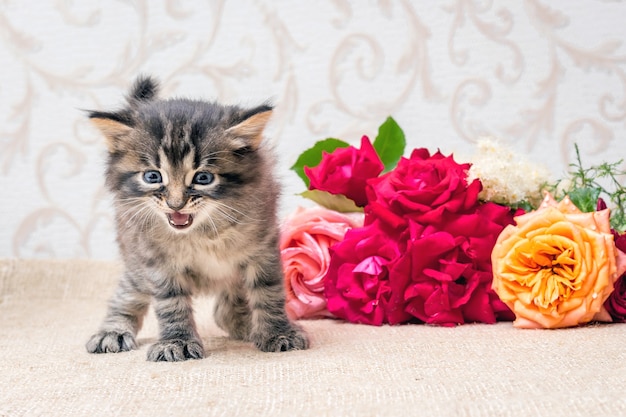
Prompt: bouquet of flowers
<box><xmin>280</xmin><ymin>117</ymin><xmax>626</xmax><ymax>329</ymax></box>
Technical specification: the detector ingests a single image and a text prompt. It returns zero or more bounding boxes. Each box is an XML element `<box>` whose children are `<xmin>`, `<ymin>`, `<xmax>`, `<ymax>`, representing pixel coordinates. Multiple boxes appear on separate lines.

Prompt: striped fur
<box><xmin>86</xmin><ymin>76</ymin><xmax>308</xmax><ymax>362</ymax></box>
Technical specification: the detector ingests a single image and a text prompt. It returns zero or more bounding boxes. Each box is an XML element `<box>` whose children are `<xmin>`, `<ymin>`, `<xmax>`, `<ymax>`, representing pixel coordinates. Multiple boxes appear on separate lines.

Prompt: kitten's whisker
<box><xmin>122</xmin><ymin>202</ymin><xmax>155</xmax><ymax>230</ymax></box>
<box><xmin>197</xmin><ymin>205</ymin><xmax>224</xmax><ymax>232</ymax></box>
<box><xmin>200</xmin><ymin>207</ymin><xmax>219</xmax><ymax>237</ymax></box>
<box><xmin>200</xmin><ymin>150</ymin><xmax>247</xmax><ymax>166</ymax></box>
<box><xmin>202</xmin><ymin>158</ymin><xmax>235</xmax><ymax>167</ymax></box>
<box><xmin>212</xmin><ymin>201</ymin><xmax>258</xmax><ymax>222</ymax></box>
<box><xmin>210</xmin><ymin>203</ymin><xmax>252</xmax><ymax>225</ymax></box>
<box><xmin>130</xmin><ymin>203</ymin><xmax>151</xmax><ymax>225</ymax></box>
<box><xmin>115</xmin><ymin>198</ymin><xmax>149</xmax><ymax>211</ymax></box>
<box><xmin>117</xmin><ymin>199</ymin><xmax>149</xmax><ymax>216</ymax></box>
<box><xmin>197</xmin><ymin>201</ymin><xmax>241</xmax><ymax>225</ymax></box>
<box><xmin>212</xmin><ymin>206</ymin><xmax>241</xmax><ymax>225</ymax></box>
<box><xmin>203</xmin><ymin>150</ymin><xmax>236</xmax><ymax>158</ymax></box>
<box><xmin>124</xmin><ymin>209</ymin><xmax>150</xmax><ymax>230</ymax></box>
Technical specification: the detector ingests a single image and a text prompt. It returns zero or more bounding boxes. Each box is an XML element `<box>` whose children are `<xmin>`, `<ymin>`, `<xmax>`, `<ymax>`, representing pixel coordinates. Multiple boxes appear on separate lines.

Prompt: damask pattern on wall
<box><xmin>1</xmin><ymin>0</ymin><xmax>625</xmax><ymax>258</ymax></box>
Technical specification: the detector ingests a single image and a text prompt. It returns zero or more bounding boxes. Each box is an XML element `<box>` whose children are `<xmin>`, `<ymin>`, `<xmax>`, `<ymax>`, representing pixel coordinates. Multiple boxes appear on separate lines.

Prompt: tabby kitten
<box><xmin>86</xmin><ymin>76</ymin><xmax>309</xmax><ymax>361</ymax></box>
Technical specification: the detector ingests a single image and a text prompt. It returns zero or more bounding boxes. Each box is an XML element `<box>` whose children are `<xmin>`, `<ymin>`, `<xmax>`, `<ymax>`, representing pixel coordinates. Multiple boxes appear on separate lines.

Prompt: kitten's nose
<box><xmin>166</xmin><ymin>183</ymin><xmax>188</xmax><ymax>211</ymax></box>
<box><xmin>166</xmin><ymin>199</ymin><xmax>187</xmax><ymax>211</ymax></box>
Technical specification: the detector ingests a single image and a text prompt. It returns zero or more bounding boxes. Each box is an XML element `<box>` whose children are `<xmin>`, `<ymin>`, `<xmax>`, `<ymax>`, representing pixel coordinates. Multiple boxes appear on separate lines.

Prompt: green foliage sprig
<box><xmin>553</xmin><ymin>144</ymin><xmax>626</xmax><ymax>232</ymax></box>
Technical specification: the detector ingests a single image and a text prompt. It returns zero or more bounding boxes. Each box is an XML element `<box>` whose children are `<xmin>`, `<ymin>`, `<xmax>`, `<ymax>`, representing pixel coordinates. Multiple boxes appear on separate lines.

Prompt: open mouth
<box><xmin>166</xmin><ymin>212</ymin><xmax>194</xmax><ymax>230</ymax></box>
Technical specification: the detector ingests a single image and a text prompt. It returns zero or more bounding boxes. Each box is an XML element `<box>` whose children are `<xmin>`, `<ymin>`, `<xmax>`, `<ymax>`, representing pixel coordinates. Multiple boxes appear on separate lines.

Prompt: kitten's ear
<box><xmin>226</xmin><ymin>105</ymin><xmax>274</xmax><ymax>150</ymax></box>
<box><xmin>127</xmin><ymin>75</ymin><xmax>159</xmax><ymax>105</ymax></box>
<box><xmin>88</xmin><ymin>111</ymin><xmax>133</xmax><ymax>152</ymax></box>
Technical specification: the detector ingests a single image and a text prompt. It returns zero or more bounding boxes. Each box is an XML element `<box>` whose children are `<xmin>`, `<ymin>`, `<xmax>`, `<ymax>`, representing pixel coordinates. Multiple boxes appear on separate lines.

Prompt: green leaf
<box><xmin>299</xmin><ymin>190</ymin><xmax>364</xmax><ymax>213</ymax></box>
<box><xmin>290</xmin><ymin>138</ymin><xmax>351</xmax><ymax>187</ymax></box>
<box><xmin>373</xmin><ymin>117</ymin><xmax>406</xmax><ymax>173</ymax></box>
<box><xmin>568</xmin><ymin>187</ymin><xmax>601</xmax><ymax>213</ymax></box>
<box><xmin>510</xmin><ymin>200</ymin><xmax>534</xmax><ymax>213</ymax></box>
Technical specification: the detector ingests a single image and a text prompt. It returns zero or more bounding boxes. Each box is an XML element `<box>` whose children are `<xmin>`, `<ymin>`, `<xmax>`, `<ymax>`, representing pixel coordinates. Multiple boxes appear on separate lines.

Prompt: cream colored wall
<box><xmin>1</xmin><ymin>1</ymin><xmax>625</xmax><ymax>258</ymax></box>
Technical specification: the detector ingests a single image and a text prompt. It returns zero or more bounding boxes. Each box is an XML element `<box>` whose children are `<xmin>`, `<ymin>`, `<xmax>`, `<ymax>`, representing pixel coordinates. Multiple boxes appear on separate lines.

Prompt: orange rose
<box><xmin>491</xmin><ymin>193</ymin><xmax>626</xmax><ymax>329</ymax></box>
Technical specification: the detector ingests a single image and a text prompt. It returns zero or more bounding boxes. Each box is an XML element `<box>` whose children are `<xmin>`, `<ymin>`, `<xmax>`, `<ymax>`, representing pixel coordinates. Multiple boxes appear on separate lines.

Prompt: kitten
<box><xmin>85</xmin><ymin>75</ymin><xmax>309</xmax><ymax>361</ymax></box>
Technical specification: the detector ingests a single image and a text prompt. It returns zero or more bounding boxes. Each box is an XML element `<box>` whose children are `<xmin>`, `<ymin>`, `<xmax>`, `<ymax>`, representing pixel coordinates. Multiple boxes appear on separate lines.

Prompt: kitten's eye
<box><xmin>143</xmin><ymin>170</ymin><xmax>162</xmax><ymax>184</ymax></box>
<box><xmin>193</xmin><ymin>171</ymin><xmax>215</xmax><ymax>185</ymax></box>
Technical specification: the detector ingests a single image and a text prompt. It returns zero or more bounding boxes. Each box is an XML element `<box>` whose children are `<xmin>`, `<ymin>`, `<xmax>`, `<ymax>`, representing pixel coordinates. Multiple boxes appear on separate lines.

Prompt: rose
<box><xmin>323</xmin><ymin>220</ymin><xmax>411</xmax><ymax>325</ymax></box>
<box><xmin>604</xmin><ymin>231</ymin><xmax>626</xmax><ymax>322</ymax></box>
<box><xmin>280</xmin><ymin>206</ymin><xmax>364</xmax><ymax>320</ymax></box>
<box><xmin>491</xmin><ymin>194</ymin><xmax>626</xmax><ymax>329</ymax></box>
<box><xmin>304</xmin><ymin>136</ymin><xmax>384</xmax><ymax>206</ymax></box>
<box><xmin>366</xmin><ymin>148</ymin><xmax>481</xmax><ymax>228</ymax></box>
<box><xmin>439</xmin><ymin>204</ymin><xmax>520</xmax><ymax>322</ymax></box>
<box><xmin>401</xmin><ymin>203</ymin><xmax>516</xmax><ymax>326</ymax></box>
<box><xmin>605</xmin><ymin>275</ymin><xmax>626</xmax><ymax>322</ymax></box>
<box><xmin>360</xmin><ymin>145</ymin><xmax>517</xmax><ymax>325</ymax></box>
<box><xmin>492</xmin><ymin>194</ymin><xmax>626</xmax><ymax>328</ymax></box>
<box><xmin>399</xmin><ymin>224</ymin><xmax>471</xmax><ymax>326</ymax></box>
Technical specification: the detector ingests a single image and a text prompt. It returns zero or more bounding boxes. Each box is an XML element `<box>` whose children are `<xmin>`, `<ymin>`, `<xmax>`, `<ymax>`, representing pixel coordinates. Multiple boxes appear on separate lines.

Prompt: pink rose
<box><xmin>280</xmin><ymin>206</ymin><xmax>364</xmax><ymax>320</ymax></box>
<box><xmin>324</xmin><ymin>220</ymin><xmax>411</xmax><ymax>325</ymax></box>
<box><xmin>305</xmin><ymin>136</ymin><xmax>384</xmax><ymax>206</ymax></box>
<box><xmin>366</xmin><ymin>148</ymin><xmax>481</xmax><ymax>228</ymax></box>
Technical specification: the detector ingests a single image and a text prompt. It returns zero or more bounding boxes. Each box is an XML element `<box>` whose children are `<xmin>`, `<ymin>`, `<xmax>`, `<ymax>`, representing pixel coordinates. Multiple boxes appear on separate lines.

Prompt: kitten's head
<box><xmin>89</xmin><ymin>75</ymin><xmax>275</xmax><ymax>234</ymax></box>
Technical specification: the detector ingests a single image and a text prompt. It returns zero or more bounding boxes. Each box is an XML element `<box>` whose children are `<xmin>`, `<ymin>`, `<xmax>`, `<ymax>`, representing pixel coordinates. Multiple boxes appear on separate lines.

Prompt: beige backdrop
<box><xmin>1</xmin><ymin>1</ymin><xmax>625</xmax><ymax>259</ymax></box>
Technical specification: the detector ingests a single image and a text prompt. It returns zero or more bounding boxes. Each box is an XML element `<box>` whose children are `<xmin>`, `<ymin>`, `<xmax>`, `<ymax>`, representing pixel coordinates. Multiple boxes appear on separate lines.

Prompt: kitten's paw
<box><xmin>146</xmin><ymin>339</ymin><xmax>204</xmax><ymax>362</ymax></box>
<box><xmin>254</xmin><ymin>325</ymin><xmax>309</xmax><ymax>352</ymax></box>
<box><xmin>86</xmin><ymin>331</ymin><xmax>137</xmax><ymax>354</ymax></box>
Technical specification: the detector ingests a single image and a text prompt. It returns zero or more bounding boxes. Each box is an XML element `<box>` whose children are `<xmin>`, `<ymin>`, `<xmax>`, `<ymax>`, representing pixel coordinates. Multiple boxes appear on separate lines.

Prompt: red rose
<box><xmin>400</xmin><ymin>223</ymin><xmax>481</xmax><ymax>326</ymax></box>
<box><xmin>441</xmin><ymin>202</ymin><xmax>517</xmax><ymax>321</ymax></box>
<box><xmin>604</xmin><ymin>275</ymin><xmax>626</xmax><ymax>322</ymax></box>
<box><xmin>323</xmin><ymin>220</ymin><xmax>411</xmax><ymax>325</ymax></box>
<box><xmin>439</xmin><ymin>202</ymin><xmax>516</xmax><ymax>273</ymax></box>
<box><xmin>604</xmin><ymin>231</ymin><xmax>626</xmax><ymax>322</ymax></box>
<box><xmin>400</xmin><ymin>203</ymin><xmax>516</xmax><ymax>326</ymax></box>
<box><xmin>316</xmin><ymin>142</ymin><xmax>517</xmax><ymax>327</ymax></box>
<box><xmin>366</xmin><ymin>148</ymin><xmax>481</xmax><ymax>227</ymax></box>
<box><xmin>305</xmin><ymin>136</ymin><xmax>384</xmax><ymax>206</ymax></box>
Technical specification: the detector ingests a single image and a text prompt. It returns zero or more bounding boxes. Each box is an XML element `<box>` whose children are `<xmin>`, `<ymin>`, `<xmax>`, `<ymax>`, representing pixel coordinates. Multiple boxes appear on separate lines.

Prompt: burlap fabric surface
<box><xmin>1</xmin><ymin>258</ymin><xmax>625</xmax><ymax>417</ymax></box>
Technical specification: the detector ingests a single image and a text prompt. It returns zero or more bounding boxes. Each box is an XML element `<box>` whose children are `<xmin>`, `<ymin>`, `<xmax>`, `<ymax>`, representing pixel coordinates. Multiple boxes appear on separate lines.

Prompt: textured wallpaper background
<box><xmin>1</xmin><ymin>0</ymin><xmax>625</xmax><ymax>259</ymax></box>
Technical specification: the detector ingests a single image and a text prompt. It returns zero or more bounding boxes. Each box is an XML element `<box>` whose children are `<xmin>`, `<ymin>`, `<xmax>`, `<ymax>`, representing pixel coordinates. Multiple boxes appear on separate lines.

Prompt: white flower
<box><xmin>466</xmin><ymin>137</ymin><xmax>551</xmax><ymax>207</ymax></box>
